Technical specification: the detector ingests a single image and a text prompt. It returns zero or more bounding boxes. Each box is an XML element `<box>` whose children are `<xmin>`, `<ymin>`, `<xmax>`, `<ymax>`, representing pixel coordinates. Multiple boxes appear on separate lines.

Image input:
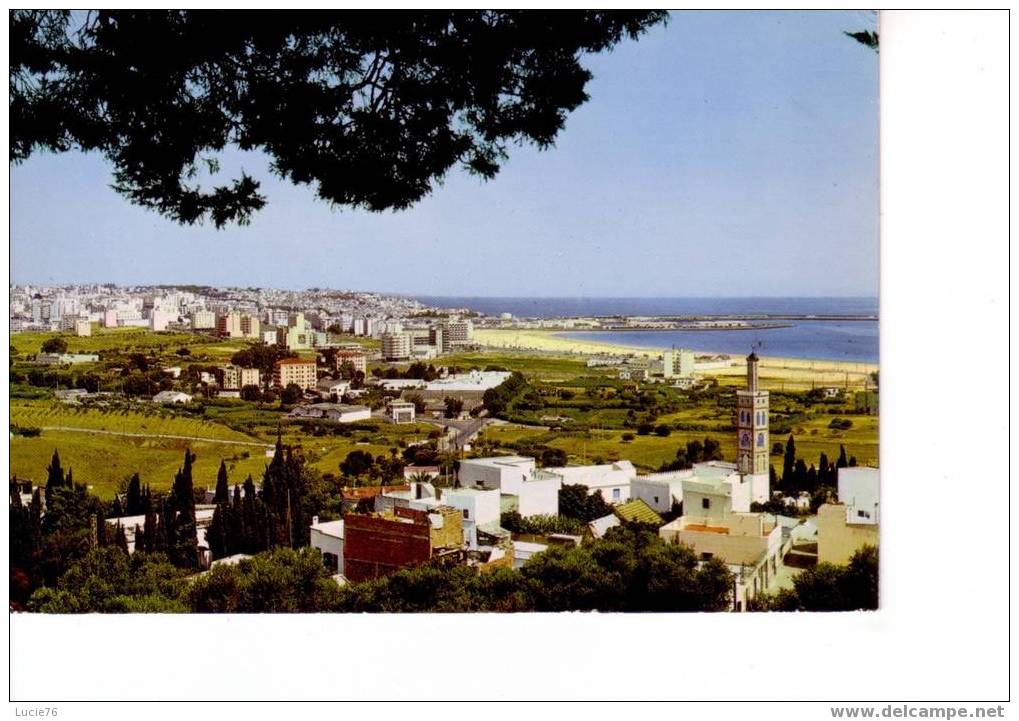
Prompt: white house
<box><xmin>458</xmin><ymin>456</ymin><xmax>536</xmax><ymax>495</ymax></box>
<box><xmin>152</xmin><ymin>390</ymin><xmax>192</xmax><ymax>405</ymax></box>
<box><xmin>387</xmin><ymin>400</ymin><xmax>416</xmax><ymax>424</ymax></box>
<box><xmin>437</xmin><ymin>487</ymin><xmax>501</xmax><ymax>549</ymax></box>
<box><xmin>837</xmin><ymin>466</ymin><xmax>879</xmax><ymax>524</ymax></box>
<box><xmin>310</xmin><ymin>517</ymin><xmax>344</xmax><ymax>575</ymax></box>
<box><xmin>544</xmin><ymin>460</ymin><xmax>636</xmax><ymax>504</ymax></box>
<box><xmin>634</xmin><ymin>461</ymin><xmax>754</xmax><ymax>516</ymax></box>
<box><xmin>315</xmin><ymin>378</ymin><xmax>350</xmax><ymax>399</ymax></box>
<box><xmin>287</xmin><ymin>403</ymin><xmax>371</xmax><ymax>423</ymax></box>
<box><xmin>660</xmin><ymin>512</ymin><xmax>785</xmax><ymax>611</ymax></box>
<box><xmin>517</xmin><ymin>471</ymin><xmax>560</xmax><ymax>518</ymax></box>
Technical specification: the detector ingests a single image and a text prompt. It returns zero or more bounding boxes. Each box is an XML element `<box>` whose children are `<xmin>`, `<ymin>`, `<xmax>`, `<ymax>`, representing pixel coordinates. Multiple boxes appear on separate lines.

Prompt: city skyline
<box><xmin>11</xmin><ymin>11</ymin><xmax>879</xmax><ymax>297</ymax></box>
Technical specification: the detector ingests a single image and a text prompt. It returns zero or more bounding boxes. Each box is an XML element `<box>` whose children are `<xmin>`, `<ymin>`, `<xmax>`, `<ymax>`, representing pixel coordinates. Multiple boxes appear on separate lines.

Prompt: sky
<box><xmin>10</xmin><ymin>10</ymin><xmax>879</xmax><ymax>298</ymax></box>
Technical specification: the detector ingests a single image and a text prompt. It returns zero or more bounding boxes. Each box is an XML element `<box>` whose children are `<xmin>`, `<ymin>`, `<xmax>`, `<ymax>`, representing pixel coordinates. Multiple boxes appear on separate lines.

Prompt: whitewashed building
<box><xmin>310</xmin><ymin>517</ymin><xmax>344</xmax><ymax>575</ymax></box>
<box><xmin>544</xmin><ymin>460</ymin><xmax>636</xmax><ymax>504</ymax></box>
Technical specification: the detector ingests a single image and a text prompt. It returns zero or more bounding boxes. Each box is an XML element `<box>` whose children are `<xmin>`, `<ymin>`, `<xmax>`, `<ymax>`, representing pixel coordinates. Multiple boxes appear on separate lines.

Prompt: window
<box><xmin>463</xmin><ymin>509</ymin><xmax>469</xmax><ymax>519</ymax></box>
<box><xmin>653</xmin><ymin>496</ymin><xmax>659</xmax><ymax>505</ymax></box>
<box><xmin>322</xmin><ymin>552</ymin><xmax>338</xmax><ymax>573</ymax></box>
<box><xmin>702</xmin><ymin>498</ymin><xmax>710</xmax><ymax>510</ymax></box>
<box><xmin>757</xmin><ymin>433</ymin><xmax>765</xmax><ymax>447</ymax></box>
<box><xmin>700</xmin><ymin>552</ymin><xmax>713</xmax><ymax>561</ymax></box>
<box><xmin>612</xmin><ymin>488</ymin><xmax>621</xmax><ymax>500</ymax></box>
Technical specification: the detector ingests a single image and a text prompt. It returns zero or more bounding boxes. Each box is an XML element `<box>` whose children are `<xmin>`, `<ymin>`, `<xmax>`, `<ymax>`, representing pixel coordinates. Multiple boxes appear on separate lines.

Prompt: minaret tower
<box><xmin>736</xmin><ymin>351</ymin><xmax>770</xmax><ymax>501</ymax></box>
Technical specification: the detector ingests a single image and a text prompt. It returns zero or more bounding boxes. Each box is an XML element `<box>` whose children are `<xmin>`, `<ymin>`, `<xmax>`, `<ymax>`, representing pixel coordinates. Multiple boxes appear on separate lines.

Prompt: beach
<box><xmin>473</xmin><ymin>328</ymin><xmax>878</xmax><ymax>390</ymax></box>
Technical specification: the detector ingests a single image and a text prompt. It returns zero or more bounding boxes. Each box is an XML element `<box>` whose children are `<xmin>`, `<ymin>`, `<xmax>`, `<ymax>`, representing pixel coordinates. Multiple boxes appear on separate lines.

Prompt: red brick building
<box><xmin>343</xmin><ymin>506</ymin><xmax>462</xmax><ymax>583</ymax></box>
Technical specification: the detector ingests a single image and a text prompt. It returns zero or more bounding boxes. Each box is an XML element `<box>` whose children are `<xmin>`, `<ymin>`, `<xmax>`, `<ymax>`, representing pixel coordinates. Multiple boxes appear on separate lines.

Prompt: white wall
<box><xmin>518</xmin><ymin>477</ymin><xmax>560</xmax><ymax>517</ymax></box>
<box><xmin>310</xmin><ymin>522</ymin><xmax>344</xmax><ymax>575</ymax></box>
<box><xmin>440</xmin><ymin>488</ymin><xmax>501</xmax><ymax>526</ymax></box>
<box><xmin>838</xmin><ymin>467</ymin><xmax>880</xmax><ymax>524</ymax></box>
<box><xmin>632</xmin><ymin>477</ymin><xmax>684</xmax><ymax>514</ymax></box>
<box><xmin>458</xmin><ymin>458</ymin><xmax>535</xmax><ymax>495</ymax></box>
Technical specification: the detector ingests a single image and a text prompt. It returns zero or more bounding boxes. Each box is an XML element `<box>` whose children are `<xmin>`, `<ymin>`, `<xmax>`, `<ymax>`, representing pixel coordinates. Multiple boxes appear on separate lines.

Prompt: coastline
<box><xmin>472</xmin><ymin>328</ymin><xmax>878</xmax><ymax>388</ymax></box>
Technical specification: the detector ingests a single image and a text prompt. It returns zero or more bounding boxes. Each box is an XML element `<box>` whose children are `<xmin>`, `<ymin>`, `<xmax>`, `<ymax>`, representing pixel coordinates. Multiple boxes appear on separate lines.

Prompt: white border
<box><xmin>5</xmin><ymin>9</ymin><xmax>1012</xmax><ymax>715</ymax></box>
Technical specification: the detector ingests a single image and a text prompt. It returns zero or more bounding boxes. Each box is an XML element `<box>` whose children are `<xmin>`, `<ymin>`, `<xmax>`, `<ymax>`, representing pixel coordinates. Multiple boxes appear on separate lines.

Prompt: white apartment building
<box><xmin>544</xmin><ymin>460</ymin><xmax>636</xmax><ymax>504</ymax></box>
<box><xmin>381</xmin><ymin>332</ymin><xmax>412</xmax><ymax>361</ymax></box>
<box><xmin>222</xmin><ymin>365</ymin><xmax>260</xmax><ymax>390</ymax></box>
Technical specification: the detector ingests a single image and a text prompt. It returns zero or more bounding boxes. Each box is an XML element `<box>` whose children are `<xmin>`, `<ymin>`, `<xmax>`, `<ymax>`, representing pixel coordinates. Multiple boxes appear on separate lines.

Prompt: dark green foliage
<box><xmin>837</xmin><ymin>444</ymin><xmax>849</xmax><ymax>469</ymax></box>
<box><xmin>11</xmin><ymin>11</ymin><xmax>666</xmax><ymax>226</ymax></box>
<box><xmin>334</xmin><ymin>525</ymin><xmax>732</xmax><ymax>613</ymax></box>
<box><xmin>539</xmin><ymin>447</ymin><xmax>568</xmax><ymax>468</ymax></box>
<box><xmin>279</xmin><ymin>383</ymin><xmax>303</xmax><ymax>406</ymax></box>
<box><xmin>558</xmin><ymin>483</ymin><xmax>612</xmax><ymax>523</ymax></box>
<box><xmin>443</xmin><ymin>396</ymin><xmax>464</xmax><ymax>418</ymax></box>
<box><xmin>213</xmin><ymin>460</ymin><xmax>230</xmax><ymax>504</ymax></box>
<box><xmin>40</xmin><ymin>337</ymin><xmax>68</xmax><ymax>354</ymax></box>
<box><xmin>187</xmin><ymin>548</ymin><xmax>343</xmax><ymax>612</ymax></box>
<box><xmin>755</xmin><ymin>545</ymin><xmax>879</xmax><ymax>612</ymax></box>
<box><xmin>482</xmin><ymin>372</ymin><xmax>527</xmax><ymax>416</ymax></box>
<box><xmin>164</xmin><ymin>450</ymin><xmax>199</xmax><ymax>569</ymax></box>
<box><xmin>28</xmin><ymin>548</ymin><xmax>189</xmax><ymax>613</ymax></box>
<box><xmin>124</xmin><ymin>472</ymin><xmax>143</xmax><ymax>515</ymax></box>
<box><xmin>845</xmin><ymin>30</ymin><xmax>879</xmax><ymax>52</ymax></box>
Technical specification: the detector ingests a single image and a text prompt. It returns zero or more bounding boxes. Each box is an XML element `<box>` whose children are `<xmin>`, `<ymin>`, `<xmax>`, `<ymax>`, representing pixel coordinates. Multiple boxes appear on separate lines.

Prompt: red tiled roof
<box><xmin>341</xmin><ymin>484</ymin><xmax>410</xmax><ymax>501</ymax></box>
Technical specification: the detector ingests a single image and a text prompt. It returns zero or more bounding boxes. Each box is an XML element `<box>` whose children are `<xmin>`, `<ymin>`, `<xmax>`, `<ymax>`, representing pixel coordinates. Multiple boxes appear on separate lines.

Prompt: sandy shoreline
<box><xmin>473</xmin><ymin>328</ymin><xmax>878</xmax><ymax>388</ymax></box>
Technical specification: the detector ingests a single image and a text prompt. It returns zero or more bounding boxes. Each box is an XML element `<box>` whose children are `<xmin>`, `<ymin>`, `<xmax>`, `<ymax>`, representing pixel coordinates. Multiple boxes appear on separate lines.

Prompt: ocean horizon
<box><xmin>413</xmin><ymin>295</ymin><xmax>879</xmax><ymax>319</ymax></box>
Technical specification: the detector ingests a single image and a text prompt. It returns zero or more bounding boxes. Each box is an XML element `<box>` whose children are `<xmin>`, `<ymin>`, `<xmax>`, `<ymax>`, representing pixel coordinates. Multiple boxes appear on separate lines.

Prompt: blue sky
<box><xmin>10</xmin><ymin>10</ymin><xmax>879</xmax><ymax>297</ymax></box>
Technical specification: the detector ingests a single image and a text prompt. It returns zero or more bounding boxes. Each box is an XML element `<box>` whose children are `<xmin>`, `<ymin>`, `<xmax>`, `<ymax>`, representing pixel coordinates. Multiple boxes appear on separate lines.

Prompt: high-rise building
<box><xmin>439</xmin><ymin>318</ymin><xmax>473</xmax><ymax>353</ymax></box>
<box><xmin>216</xmin><ymin>312</ymin><xmax>243</xmax><ymax>338</ymax></box>
<box><xmin>334</xmin><ymin>350</ymin><xmax>368</xmax><ymax>375</ymax></box>
<box><xmin>381</xmin><ymin>332</ymin><xmax>412</xmax><ymax>361</ymax></box>
<box><xmin>222</xmin><ymin>364</ymin><xmax>261</xmax><ymax>390</ymax></box>
<box><xmin>239</xmin><ymin>314</ymin><xmax>260</xmax><ymax>338</ymax></box>
<box><xmin>662</xmin><ymin>348</ymin><xmax>695</xmax><ymax>379</ymax></box>
<box><xmin>273</xmin><ymin>358</ymin><xmax>318</xmax><ymax>390</ymax></box>
<box><xmin>736</xmin><ymin>352</ymin><xmax>770</xmax><ymax>503</ymax></box>
<box><xmin>191</xmin><ymin>310</ymin><xmax>216</xmax><ymax>329</ymax></box>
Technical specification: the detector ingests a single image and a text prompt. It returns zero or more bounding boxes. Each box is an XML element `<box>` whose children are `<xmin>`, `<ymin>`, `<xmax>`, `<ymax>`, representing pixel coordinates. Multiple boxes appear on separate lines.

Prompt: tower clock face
<box><xmin>740</xmin><ymin>431</ymin><xmax>751</xmax><ymax>449</ymax></box>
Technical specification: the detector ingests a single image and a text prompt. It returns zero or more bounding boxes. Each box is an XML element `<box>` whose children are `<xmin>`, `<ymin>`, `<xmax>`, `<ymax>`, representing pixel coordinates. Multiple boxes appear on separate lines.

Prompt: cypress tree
<box><xmin>213</xmin><ymin>460</ymin><xmax>230</xmax><ymax>504</ymax></box>
<box><xmin>837</xmin><ymin>444</ymin><xmax>849</xmax><ymax>469</ymax></box>
<box><xmin>781</xmin><ymin>435</ymin><xmax>797</xmax><ymax>493</ymax></box>
<box><xmin>125</xmin><ymin>472</ymin><xmax>143</xmax><ymax>515</ymax></box>
<box><xmin>793</xmin><ymin>459</ymin><xmax>808</xmax><ymax>493</ymax></box>
<box><xmin>95</xmin><ymin>511</ymin><xmax>107</xmax><ymax>546</ymax></box>
<box><xmin>208</xmin><ymin>504</ymin><xmax>231</xmax><ymax>560</ymax></box>
<box><xmin>114</xmin><ymin>521</ymin><xmax>129</xmax><ymax>553</ymax></box>
<box><xmin>110</xmin><ymin>495</ymin><xmax>124</xmax><ymax>518</ymax></box>
<box><xmin>818</xmin><ymin>452</ymin><xmax>830</xmax><ymax>486</ymax></box>
<box><xmin>45</xmin><ymin>449</ymin><xmax>65</xmax><ymax>505</ymax></box>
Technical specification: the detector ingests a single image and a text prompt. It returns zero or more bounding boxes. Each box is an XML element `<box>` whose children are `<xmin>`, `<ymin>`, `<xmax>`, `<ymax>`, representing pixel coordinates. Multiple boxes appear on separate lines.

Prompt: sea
<box><xmin>413</xmin><ymin>296</ymin><xmax>879</xmax><ymax>364</ymax></box>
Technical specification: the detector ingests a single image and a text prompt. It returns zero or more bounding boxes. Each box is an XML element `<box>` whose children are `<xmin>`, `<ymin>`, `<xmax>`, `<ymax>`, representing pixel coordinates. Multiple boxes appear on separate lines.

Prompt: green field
<box><xmin>478</xmin><ymin>415</ymin><xmax>879</xmax><ymax>474</ymax></box>
<box><xmin>439</xmin><ymin>350</ymin><xmax>603</xmax><ymax>381</ymax></box>
<box><xmin>9</xmin><ymin>398</ymin><xmax>440</xmax><ymax>499</ymax></box>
